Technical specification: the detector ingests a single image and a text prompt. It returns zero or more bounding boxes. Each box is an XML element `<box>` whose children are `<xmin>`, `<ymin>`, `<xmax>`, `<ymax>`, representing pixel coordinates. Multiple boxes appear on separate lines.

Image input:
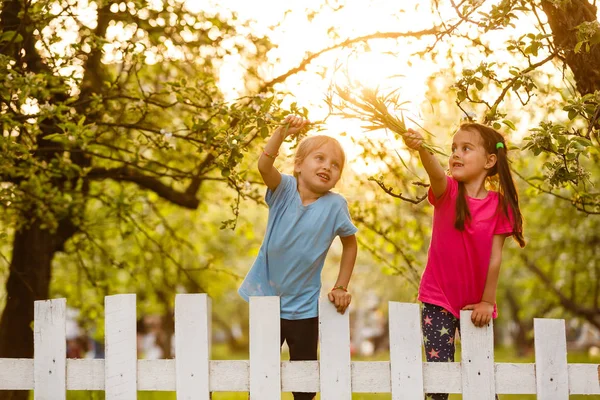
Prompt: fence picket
<box><xmin>319</xmin><ymin>299</ymin><xmax>351</xmax><ymax>400</ymax></box>
<box><xmin>389</xmin><ymin>302</ymin><xmax>424</xmax><ymax>399</ymax></box>
<box><xmin>249</xmin><ymin>296</ymin><xmax>280</xmax><ymax>400</ymax></box>
<box><xmin>33</xmin><ymin>298</ymin><xmax>66</xmax><ymax>400</ymax></box>
<box><xmin>175</xmin><ymin>293</ymin><xmax>211</xmax><ymax>400</ymax></box>
<box><xmin>460</xmin><ymin>310</ymin><xmax>495</xmax><ymax>400</ymax></box>
<box><xmin>534</xmin><ymin>318</ymin><xmax>569</xmax><ymax>399</ymax></box>
<box><xmin>105</xmin><ymin>294</ymin><xmax>137</xmax><ymax>400</ymax></box>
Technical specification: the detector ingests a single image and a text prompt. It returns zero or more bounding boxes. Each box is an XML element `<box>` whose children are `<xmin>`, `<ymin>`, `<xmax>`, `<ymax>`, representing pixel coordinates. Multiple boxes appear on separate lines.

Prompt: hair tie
<box><xmin>496</xmin><ymin>142</ymin><xmax>505</xmax><ymax>149</ymax></box>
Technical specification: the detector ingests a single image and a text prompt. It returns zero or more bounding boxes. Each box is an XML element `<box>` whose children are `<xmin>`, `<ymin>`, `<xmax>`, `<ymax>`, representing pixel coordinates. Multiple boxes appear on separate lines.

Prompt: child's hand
<box><xmin>328</xmin><ymin>288</ymin><xmax>351</xmax><ymax>314</ymax></box>
<box><xmin>403</xmin><ymin>128</ymin><xmax>424</xmax><ymax>150</ymax></box>
<box><xmin>277</xmin><ymin>115</ymin><xmax>310</xmax><ymax>140</ymax></box>
<box><xmin>462</xmin><ymin>301</ymin><xmax>494</xmax><ymax>327</ymax></box>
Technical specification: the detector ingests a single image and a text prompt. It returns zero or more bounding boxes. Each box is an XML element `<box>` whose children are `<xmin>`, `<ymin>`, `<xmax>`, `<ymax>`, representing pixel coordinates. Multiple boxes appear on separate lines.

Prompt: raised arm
<box><xmin>258</xmin><ymin>115</ymin><xmax>309</xmax><ymax>192</ymax></box>
<box><xmin>404</xmin><ymin>128</ymin><xmax>447</xmax><ymax>198</ymax></box>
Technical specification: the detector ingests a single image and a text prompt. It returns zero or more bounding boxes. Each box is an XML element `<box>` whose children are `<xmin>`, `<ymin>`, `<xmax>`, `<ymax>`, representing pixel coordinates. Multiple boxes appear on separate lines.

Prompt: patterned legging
<box><xmin>422</xmin><ymin>302</ymin><xmax>498</xmax><ymax>400</ymax></box>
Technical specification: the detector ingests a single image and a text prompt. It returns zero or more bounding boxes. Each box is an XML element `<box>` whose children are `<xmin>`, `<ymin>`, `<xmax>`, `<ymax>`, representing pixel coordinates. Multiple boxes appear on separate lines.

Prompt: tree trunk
<box><xmin>0</xmin><ymin>218</ymin><xmax>75</xmax><ymax>400</ymax></box>
<box><xmin>541</xmin><ymin>0</ymin><xmax>600</xmax><ymax>95</ymax></box>
<box><xmin>504</xmin><ymin>289</ymin><xmax>533</xmax><ymax>357</ymax></box>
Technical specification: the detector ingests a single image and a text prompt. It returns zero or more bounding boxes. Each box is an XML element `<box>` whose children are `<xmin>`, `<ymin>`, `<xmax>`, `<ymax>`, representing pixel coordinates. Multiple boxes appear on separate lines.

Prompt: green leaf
<box><xmin>571</xmin><ymin>137</ymin><xmax>592</xmax><ymax>148</ymax></box>
<box><xmin>42</xmin><ymin>133</ymin><xmax>68</xmax><ymax>144</ymax></box>
<box><xmin>260</xmin><ymin>126</ymin><xmax>269</xmax><ymax>138</ymax></box>
<box><xmin>502</xmin><ymin>119</ymin><xmax>516</xmax><ymax>130</ymax></box>
<box><xmin>260</xmin><ymin>96</ymin><xmax>274</xmax><ymax>112</ymax></box>
<box><xmin>0</xmin><ymin>31</ymin><xmax>23</xmax><ymax>43</ymax></box>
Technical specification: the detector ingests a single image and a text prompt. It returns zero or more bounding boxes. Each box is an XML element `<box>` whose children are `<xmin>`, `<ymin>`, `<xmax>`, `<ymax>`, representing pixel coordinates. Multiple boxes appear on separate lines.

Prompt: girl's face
<box><xmin>295</xmin><ymin>142</ymin><xmax>343</xmax><ymax>194</ymax></box>
<box><xmin>449</xmin><ymin>129</ymin><xmax>496</xmax><ymax>182</ymax></box>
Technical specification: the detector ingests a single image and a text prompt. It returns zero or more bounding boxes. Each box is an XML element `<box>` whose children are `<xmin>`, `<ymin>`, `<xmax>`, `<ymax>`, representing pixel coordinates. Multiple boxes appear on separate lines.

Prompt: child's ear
<box><xmin>485</xmin><ymin>153</ymin><xmax>497</xmax><ymax>170</ymax></box>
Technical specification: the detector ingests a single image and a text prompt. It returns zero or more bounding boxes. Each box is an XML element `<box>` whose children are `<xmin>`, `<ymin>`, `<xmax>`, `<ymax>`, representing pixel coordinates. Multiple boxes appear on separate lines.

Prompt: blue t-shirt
<box><xmin>238</xmin><ymin>174</ymin><xmax>358</xmax><ymax>319</ymax></box>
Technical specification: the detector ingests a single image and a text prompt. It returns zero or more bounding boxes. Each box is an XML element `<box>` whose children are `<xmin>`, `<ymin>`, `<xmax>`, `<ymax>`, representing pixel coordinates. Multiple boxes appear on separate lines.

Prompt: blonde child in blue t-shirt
<box><xmin>239</xmin><ymin>115</ymin><xmax>358</xmax><ymax>400</ymax></box>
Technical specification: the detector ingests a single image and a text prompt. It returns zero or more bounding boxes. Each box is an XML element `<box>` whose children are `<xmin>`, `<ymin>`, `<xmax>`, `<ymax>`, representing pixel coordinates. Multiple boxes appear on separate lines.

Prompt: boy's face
<box><xmin>295</xmin><ymin>142</ymin><xmax>343</xmax><ymax>194</ymax></box>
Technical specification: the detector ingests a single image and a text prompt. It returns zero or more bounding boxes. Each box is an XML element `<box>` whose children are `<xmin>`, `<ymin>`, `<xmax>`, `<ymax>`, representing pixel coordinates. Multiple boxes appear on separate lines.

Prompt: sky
<box><xmin>189</xmin><ymin>0</ymin><xmax>445</xmax><ymax>174</ymax></box>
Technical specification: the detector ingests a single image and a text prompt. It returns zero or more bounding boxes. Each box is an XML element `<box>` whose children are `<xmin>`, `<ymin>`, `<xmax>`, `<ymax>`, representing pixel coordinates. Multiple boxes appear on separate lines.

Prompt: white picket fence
<box><xmin>0</xmin><ymin>294</ymin><xmax>598</xmax><ymax>399</ymax></box>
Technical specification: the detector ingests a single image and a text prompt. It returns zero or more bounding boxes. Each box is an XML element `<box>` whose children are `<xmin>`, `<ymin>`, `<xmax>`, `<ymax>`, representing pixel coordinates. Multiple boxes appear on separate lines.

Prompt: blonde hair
<box><xmin>293</xmin><ymin>135</ymin><xmax>346</xmax><ymax>178</ymax></box>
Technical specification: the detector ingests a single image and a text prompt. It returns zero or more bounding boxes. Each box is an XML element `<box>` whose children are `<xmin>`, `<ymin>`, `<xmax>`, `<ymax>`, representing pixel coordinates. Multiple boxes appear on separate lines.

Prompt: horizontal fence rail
<box><xmin>0</xmin><ymin>294</ymin><xmax>598</xmax><ymax>399</ymax></box>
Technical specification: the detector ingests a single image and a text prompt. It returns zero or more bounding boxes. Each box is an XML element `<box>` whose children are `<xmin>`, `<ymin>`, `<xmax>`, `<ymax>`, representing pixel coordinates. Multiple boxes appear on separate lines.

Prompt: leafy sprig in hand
<box><xmin>326</xmin><ymin>85</ymin><xmax>445</xmax><ymax>156</ymax></box>
<box><xmin>276</xmin><ymin>114</ymin><xmax>312</xmax><ymax>142</ymax></box>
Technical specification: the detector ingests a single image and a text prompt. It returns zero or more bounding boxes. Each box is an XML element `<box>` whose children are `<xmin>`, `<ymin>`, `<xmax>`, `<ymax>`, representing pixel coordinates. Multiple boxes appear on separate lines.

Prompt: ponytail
<box><xmin>495</xmin><ymin>143</ymin><xmax>526</xmax><ymax>248</ymax></box>
<box><xmin>455</xmin><ymin>123</ymin><xmax>525</xmax><ymax>247</ymax></box>
<box><xmin>455</xmin><ymin>182</ymin><xmax>471</xmax><ymax>230</ymax></box>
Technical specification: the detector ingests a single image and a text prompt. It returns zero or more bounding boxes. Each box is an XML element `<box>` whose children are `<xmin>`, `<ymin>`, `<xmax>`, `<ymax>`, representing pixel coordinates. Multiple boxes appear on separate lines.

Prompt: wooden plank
<box><xmin>281</xmin><ymin>360</ymin><xmax>319</xmax><ymax>392</ymax></box>
<box><xmin>210</xmin><ymin>360</ymin><xmax>249</xmax><ymax>391</ymax></box>
<box><xmin>389</xmin><ymin>302</ymin><xmax>424</xmax><ymax>399</ymax></box>
<box><xmin>352</xmin><ymin>361</ymin><xmax>390</xmax><ymax>392</ymax></box>
<box><xmin>67</xmin><ymin>359</ymin><xmax>104</xmax><ymax>390</ymax></box>
<box><xmin>319</xmin><ymin>299</ymin><xmax>352</xmax><ymax>399</ymax></box>
<box><xmin>33</xmin><ymin>298</ymin><xmax>66</xmax><ymax>400</ymax></box>
<box><xmin>0</xmin><ymin>359</ymin><xmax>33</xmax><ymax>390</ymax></box>
<box><xmin>138</xmin><ymin>359</ymin><xmax>175</xmax><ymax>390</ymax></box>
<box><xmin>249</xmin><ymin>296</ymin><xmax>280</xmax><ymax>400</ymax></box>
<box><xmin>105</xmin><ymin>294</ymin><xmax>137</xmax><ymax>400</ymax></box>
<box><xmin>534</xmin><ymin>318</ymin><xmax>569</xmax><ymax>399</ymax></box>
<box><xmin>460</xmin><ymin>310</ymin><xmax>495</xmax><ymax>400</ymax></box>
<box><xmin>495</xmin><ymin>363</ymin><xmax>536</xmax><ymax>394</ymax></box>
<box><xmin>1</xmin><ymin>358</ymin><xmax>598</xmax><ymax>394</ymax></box>
<box><xmin>175</xmin><ymin>293</ymin><xmax>211</xmax><ymax>400</ymax></box>
<box><xmin>568</xmin><ymin>364</ymin><xmax>600</xmax><ymax>395</ymax></box>
<box><xmin>423</xmin><ymin>362</ymin><xmax>462</xmax><ymax>393</ymax></box>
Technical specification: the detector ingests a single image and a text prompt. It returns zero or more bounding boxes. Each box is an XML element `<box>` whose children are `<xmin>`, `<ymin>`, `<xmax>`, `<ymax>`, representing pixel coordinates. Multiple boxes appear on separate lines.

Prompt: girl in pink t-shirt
<box><xmin>402</xmin><ymin>123</ymin><xmax>525</xmax><ymax>400</ymax></box>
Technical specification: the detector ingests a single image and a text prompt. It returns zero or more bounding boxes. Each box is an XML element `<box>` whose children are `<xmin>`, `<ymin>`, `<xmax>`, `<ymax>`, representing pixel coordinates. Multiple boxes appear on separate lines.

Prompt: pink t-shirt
<box><xmin>418</xmin><ymin>176</ymin><xmax>514</xmax><ymax>318</ymax></box>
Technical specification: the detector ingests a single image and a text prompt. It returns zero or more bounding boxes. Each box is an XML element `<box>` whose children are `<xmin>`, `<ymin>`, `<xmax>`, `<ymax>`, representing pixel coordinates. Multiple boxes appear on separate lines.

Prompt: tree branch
<box><xmin>87</xmin><ymin>166</ymin><xmax>200</xmax><ymax>209</ymax></box>
<box><xmin>352</xmin><ymin>213</ymin><xmax>421</xmax><ymax>285</ymax></box>
<box><xmin>486</xmin><ymin>52</ymin><xmax>558</xmax><ymax>118</ymax></box>
<box><xmin>521</xmin><ymin>254</ymin><xmax>600</xmax><ymax>329</ymax></box>
<box><xmin>513</xmin><ymin>169</ymin><xmax>600</xmax><ymax>214</ymax></box>
<box><xmin>259</xmin><ymin>28</ymin><xmax>439</xmax><ymax>92</ymax></box>
<box><xmin>368</xmin><ymin>177</ymin><xmax>428</xmax><ymax>204</ymax></box>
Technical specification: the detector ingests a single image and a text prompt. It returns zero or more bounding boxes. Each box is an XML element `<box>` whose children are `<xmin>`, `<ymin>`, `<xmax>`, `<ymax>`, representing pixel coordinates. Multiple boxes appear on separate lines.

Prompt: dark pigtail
<box><xmin>455</xmin><ymin>182</ymin><xmax>471</xmax><ymax>230</ymax></box>
<box><xmin>495</xmin><ymin>142</ymin><xmax>525</xmax><ymax>248</ymax></box>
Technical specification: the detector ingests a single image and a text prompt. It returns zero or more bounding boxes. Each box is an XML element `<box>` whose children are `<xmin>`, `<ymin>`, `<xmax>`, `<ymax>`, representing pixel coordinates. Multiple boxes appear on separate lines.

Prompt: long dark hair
<box><xmin>454</xmin><ymin>123</ymin><xmax>525</xmax><ymax>248</ymax></box>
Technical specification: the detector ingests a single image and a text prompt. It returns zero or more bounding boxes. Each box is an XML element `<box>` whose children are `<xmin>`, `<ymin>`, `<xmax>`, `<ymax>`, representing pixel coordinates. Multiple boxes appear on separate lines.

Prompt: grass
<box><xmin>61</xmin><ymin>345</ymin><xmax>599</xmax><ymax>400</ymax></box>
